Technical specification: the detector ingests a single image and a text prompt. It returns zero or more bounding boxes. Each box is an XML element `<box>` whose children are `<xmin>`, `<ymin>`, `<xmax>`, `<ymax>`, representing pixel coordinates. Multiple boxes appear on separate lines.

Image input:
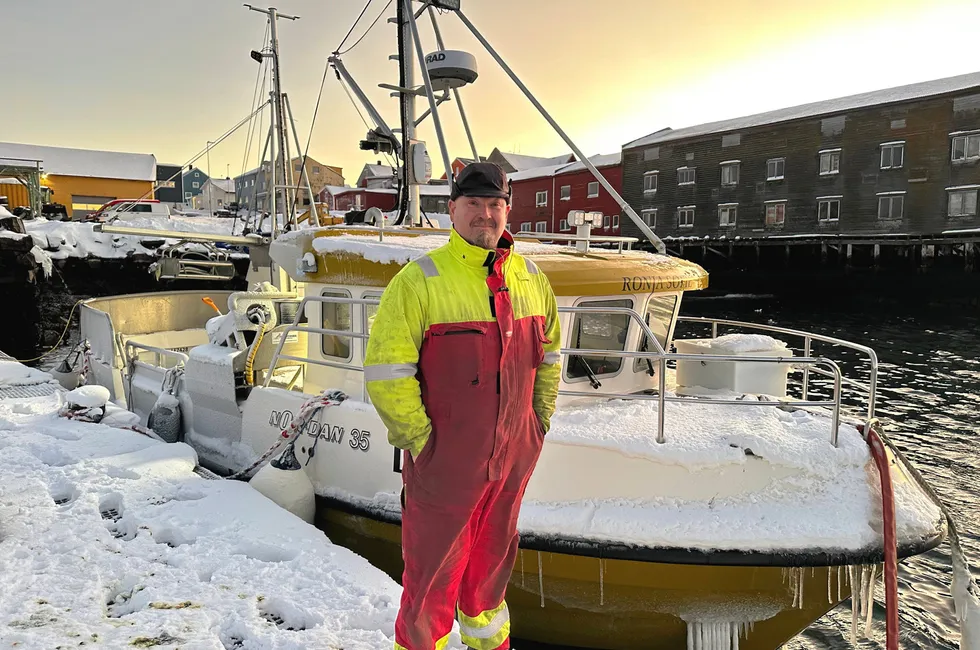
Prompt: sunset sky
<box><xmin>3</xmin><ymin>0</ymin><xmax>980</xmax><ymax>184</ymax></box>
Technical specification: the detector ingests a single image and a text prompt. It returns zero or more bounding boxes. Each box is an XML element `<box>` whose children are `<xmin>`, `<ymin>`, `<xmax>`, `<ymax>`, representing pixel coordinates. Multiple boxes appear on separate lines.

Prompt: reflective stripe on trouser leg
<box><xmin>394</xmin><ymin>632</ymin><xmax>452</xmax><ymax>650</ymax></box>
<box><xmin>457</xmin><ymin>601</ymin><xmax>511</xmax><ymax>650</ymax></box>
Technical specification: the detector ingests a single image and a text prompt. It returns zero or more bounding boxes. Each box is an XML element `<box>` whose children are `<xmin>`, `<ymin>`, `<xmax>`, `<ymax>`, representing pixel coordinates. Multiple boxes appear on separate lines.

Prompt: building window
<box><xmin>718</xmin><ymin>204</ymin><xmax>737</xmax><ymax>226</ymax></box>
<box><xmin>560</xmin><ymin>219</ymin><xmax>569</xmax><ymax>231</ymax></box>
<box><xmin>535</xmin><ymin>221</ymin><xmax>547</xmax><ymax>232</ymax></box>
<box><xmin>641</xmin><ymin>209</ymin><xmax>657</xmax><ymax>227</ymax></box>
<box><xmin>520</xmin><ymin>222</ymin><xmax>532</xmax><ymax>232</ymax></box>
<box><xmin>765</xmin><ymin>201</ymin><xmax>786</xmax><ymax>226</ymax></box>
<box><xmin>613</xmin><ymin>215</ymin><xmax>620</xmax><ymax>229</ymax></box>
<box><xmin>720</xmin><ymin>162</ymin><xmax>740</xmax><ymax>186</ymax></box>
<box><xmin>321</xmin><ymin>290</ymin><xmax>352</xmax><ymax>360</ymax></box>
<box><xmin>880</xmin><ymin>142</ymin><xmax>905</xmax><ymax>169</ymax></box>
<box><xmin>677</xmin><ymin>167</ymin><xmax>696</xmax><ymax>185</ymax></box>
<box><xmin>643</xmin><ymin>171</ymin><xmax>658</xmax><ymax>193</ymax></box>
<box><xmin>603</xmin><ymin>215</ymin><xmax>611</xmax><ymax>228</ymax></box>
<box><xmin>948</xmin><ymin>188</ymin><xmax>979</xmax><ymax>216</ymax></box>
<box><xmin>535</xmin><ymin>190</ymin><xmax>548</xmax><ymax>207</ymax></box>
<box><xmin>877</xmin><ymin>193</ymin><xmax>905</xmax><ymax>219</ymax></box>
<box><xmin>819</xmin><ymin>150</ymin><xmax>841</xmax><ymax>175</ymax></box>
<box><xmin>560</xmin><ymin>185</ymin><xmax>571</xmax><ymax>201</ymax></box>
<box><xmin>192</xmin><ymin>181</ymin><xmax>200</xmax><ymax>189</ymax></box>
<box><xmin>184</xmin><ymin>192</ymin><xmax>192</xmax><ymax>200</ymax></box>
<box><xmin>678</xmin><ymin>206</ymin><xmax>695</xmax><ymax>228</ymax></box>
<box><xmin>767</xmin><ymin>158</ymin><xmax>785</xmax><ymax>181</ymax></box>
<box><xmin>313</xmin><ymin>166</ymin><xmax>321</xmax><ymax>174</ymax></box>
<box><xmin>587</xmin><ymin>181</ymin><xmax>599</xmax><ymax>198</ymax></box>
<box><xmin>818</xmin><ymin>197</ymin><xmax>841</xmax><ymax>222</ymax></box>
<box><xmin>952</xmin><ymin>133</ymin><xmax>980</xmax><ymax>162</ymax></box>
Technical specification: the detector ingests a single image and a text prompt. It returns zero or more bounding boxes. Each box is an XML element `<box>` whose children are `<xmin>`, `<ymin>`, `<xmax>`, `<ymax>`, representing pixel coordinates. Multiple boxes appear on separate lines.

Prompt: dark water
<box><xmin>681</xmin><ymin>280</ymin><xmax>980</xmax><ymax>649</ymax></box>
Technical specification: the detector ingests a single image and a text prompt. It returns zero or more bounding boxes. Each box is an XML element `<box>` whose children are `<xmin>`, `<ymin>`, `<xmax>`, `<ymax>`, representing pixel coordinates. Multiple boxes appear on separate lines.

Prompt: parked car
<box><xmin>86</xmin><ymin>200</ymin><xmax>170</xmax><ymax>222</ymax></box>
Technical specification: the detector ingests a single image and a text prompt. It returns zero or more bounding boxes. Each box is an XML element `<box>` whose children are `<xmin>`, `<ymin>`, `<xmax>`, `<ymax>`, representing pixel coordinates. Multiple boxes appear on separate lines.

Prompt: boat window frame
<box><xmin>361</xmin><ymin>290</ymin><xmax>384</xmax><ymax>358</ymax></box>
<box><xmin>633</xmin><ymin>292</ymin><xmax>682</xmax><ymax>374</ymax></box>
<box><xmin>320</xmin><ymin>287</ymin><xmax>354</xmax><ymax>362</ymax></box>
<box><xmin>563</xmin><ymin>295</ymin><xmax>634</xmax><ymax>385</ymax></box>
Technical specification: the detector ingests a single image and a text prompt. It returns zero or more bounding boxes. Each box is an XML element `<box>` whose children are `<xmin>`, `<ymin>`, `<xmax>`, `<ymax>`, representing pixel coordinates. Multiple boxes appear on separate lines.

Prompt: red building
<box><xmin>507</xmin><ymin>152</ymin><xmax>622</xmax><ymax>236</ymax></box>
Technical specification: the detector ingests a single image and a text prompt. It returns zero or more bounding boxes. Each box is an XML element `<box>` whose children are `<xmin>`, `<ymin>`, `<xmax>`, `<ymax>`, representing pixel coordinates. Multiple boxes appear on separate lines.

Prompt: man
<box><xmin>364</xmin><ymin>162</ymin><xmax>561</xmax><ymax>650</ymax></box>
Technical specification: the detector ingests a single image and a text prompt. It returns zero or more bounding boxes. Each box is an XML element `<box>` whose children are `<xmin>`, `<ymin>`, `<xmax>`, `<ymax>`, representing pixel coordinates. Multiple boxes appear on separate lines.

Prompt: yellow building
<box><xmin>0</xmin><ymin>142</ymin><xmax>155</xmax><ymax>218</ymax></box>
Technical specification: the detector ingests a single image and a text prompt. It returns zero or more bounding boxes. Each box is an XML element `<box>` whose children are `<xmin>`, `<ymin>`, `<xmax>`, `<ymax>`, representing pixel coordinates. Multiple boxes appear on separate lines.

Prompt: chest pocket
<box><xmin>420</xmin><ymin>322</ymin><xmax>489</xmax><ymax>400</ymax></box>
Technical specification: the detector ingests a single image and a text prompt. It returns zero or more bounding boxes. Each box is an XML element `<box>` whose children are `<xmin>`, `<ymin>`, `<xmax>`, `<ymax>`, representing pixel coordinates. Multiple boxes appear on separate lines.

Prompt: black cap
<box><xmin>451</xmin><ymin>162</ymin><xmax>511</xmax><ymax>202</ymax></box>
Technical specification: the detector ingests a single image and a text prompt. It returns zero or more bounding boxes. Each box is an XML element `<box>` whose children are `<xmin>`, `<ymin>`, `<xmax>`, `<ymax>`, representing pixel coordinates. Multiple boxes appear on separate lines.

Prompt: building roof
<box><xmin>497</xmin><ymin>151</ymin><xmax>574</xmax><ymax>172</ymax></box>
<box><xmin>208</xmin><ymin>178</ymin><xmax>235</xmax><ymax>193</ymax></box>
<box><xmin>0</xmin><ymin>142</ymin><xmax>155</xmax><ymax>181</ymax></box>
<box><xmin>508</xmin><ymin>162</ymin><xmax>575</xmax><ymax>182</ymax></box>
<box><xmin>625</xmin><ymin>71</ymin><xmax>980</xmax><ymax>149</ymax></box>
<box><xmin>556</xmin><ymin>152</ymin><xmax>622</xmax><ymax>174</ymax></box>
<box><xmin>420</xmin><ymin>184</ymin><xmax>450</xmax><ymax>196</ymax></box>
<box><xmin>362</xmin><ymin>164</ymin><xmax>395</xmax><ymax>178</ymax></box>
<box><xmin>320</xmin><ymin>185</ymin><xmax>351</xmax><ymax>195</ymax></box>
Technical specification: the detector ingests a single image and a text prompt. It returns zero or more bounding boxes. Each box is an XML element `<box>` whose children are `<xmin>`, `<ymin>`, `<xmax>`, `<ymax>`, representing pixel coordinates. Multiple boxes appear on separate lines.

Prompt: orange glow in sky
<box><xmin>3</xmin><ymin>0</ymin><xmax>978</xmax><ymax>183</ymax></box>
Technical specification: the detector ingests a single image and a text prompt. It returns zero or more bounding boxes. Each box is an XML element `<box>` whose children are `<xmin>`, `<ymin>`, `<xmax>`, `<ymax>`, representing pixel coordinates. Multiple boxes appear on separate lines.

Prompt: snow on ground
<box><xmin>0</xmin><ymin>372</ymin><xmax>445</xmax><ymax>650</ymax></box>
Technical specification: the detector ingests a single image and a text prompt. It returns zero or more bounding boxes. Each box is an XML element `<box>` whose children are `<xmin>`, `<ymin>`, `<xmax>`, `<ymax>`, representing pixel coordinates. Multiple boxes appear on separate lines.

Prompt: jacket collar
<box><xmin>448</xmin><ymin>228</ymin><xmax>514</xmax><ymax>268</ymax></box>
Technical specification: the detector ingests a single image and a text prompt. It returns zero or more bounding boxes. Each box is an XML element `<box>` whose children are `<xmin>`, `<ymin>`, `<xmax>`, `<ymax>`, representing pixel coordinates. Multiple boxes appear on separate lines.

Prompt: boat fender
<box><xmin>147</xmin><ymin>366</ymin><xmax>183</xmax><ymax>443</ymax></box>
<box><xmin>249</xmin><ymin>444</ymin><xmax>316</xmax><ymax>523</ymax></box>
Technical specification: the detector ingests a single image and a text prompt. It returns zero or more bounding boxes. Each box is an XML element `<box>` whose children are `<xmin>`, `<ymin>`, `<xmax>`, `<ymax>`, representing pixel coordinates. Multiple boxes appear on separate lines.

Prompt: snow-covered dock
<box><xmin>0</xmin><ymin>356</ymin><xmax>439</xmax><ymax>650</ymax></box>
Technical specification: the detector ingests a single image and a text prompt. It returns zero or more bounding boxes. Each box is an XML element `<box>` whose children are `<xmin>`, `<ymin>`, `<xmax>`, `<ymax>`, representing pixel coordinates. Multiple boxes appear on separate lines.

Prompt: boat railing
<box><xmin>263</xmin><ymin>297</ymin><xmax>852</xmax><ymax>447</ymax></box>
<box><xmin>676</xmin><ymin>316</ymin><xmax>878</xmax><ymax>421</ymax></box>
<box><xmin>123</xmin><ymin>340</ymin><xmax>190</xmax><ymax>370</ymax></box>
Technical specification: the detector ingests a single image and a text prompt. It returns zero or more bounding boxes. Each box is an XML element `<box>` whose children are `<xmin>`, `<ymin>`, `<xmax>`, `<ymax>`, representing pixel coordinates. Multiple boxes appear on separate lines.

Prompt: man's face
<box><xmin>449</xmin><ymin>195</ymin><xmax>510</xmax><ymax>250</ymax></box>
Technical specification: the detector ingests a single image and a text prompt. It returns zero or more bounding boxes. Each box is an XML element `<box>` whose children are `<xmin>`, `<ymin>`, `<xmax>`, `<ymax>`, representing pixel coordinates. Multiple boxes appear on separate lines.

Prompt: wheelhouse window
<box><xmin>948</xmin><ymin>188</ymin><xmax>979</xmax><ymax>217</ymax></box>
<box><xmin>566</xmin><ymin>298</ymin><xmax>633</xmax><ymax>381</ymax></box>
<box><xmin>819</xmin><ymin>149</ymin><xmax>841</xmax><ymax>175</ymax></box>
<box><xmin>720</xmin><ymin>161</ymin><xmax>740</xmax><ymax>186</ymax></box>
<box><xmin>560</xmin><ymin>185</ymin><xmax>571</xmax><ymax>201</ymax></box>
<box><xmin>718</xmin><ymin>204</ymin><xmax>737</xmax><ymax>226</ymax></box>
<box><xmin>643</xmin><ymin>171</ymin><xmax>658</xmax><ymax>193</ymax></box>
<box><xmin>678</xmin><ymin>206</ymin><xmax>695</xmax><ymax>228</ymax></box>
<box><xmin>321</xmin><ymin>290</ymin><xmax>352</xmax><ymax>360</ymax></box>
<box><xmin>877</xmin><ymin>193</ymin><xmax>905</xmax><ymax>220</ymax></box>
<box><xmin>535</xmin><ymin>190</ymin><xmax>548</xmax><ymax>207</ymax></box>
<box><xmin>362</xmin><ymin>292</ymin><xmax>383</xmax><ymax>354</ymax></box>
<box><xmin>880</xmin><ymin>142</ymin><xmax>905</xmax><ymax>169</ymax></box>
<box><xmin>587</xmin><ymin>181</ymin><xmax>599</xmax><ymax>198</ymax></box>
<box><xmin>767</xmin><ymin>158</ymin><xmax>785</xmax><ymax>181</ymax></box>
<box><xmin>765</xmin><ymin>201</ymin><xmax>786</xmax><ymax>226</ymax></box>
<box><xmin>677</xmin><ymin>167</ymin><xmax>696</xmax><ymax>185</ymax></box>
<box><xmin>633</xmin><ymin>294</ymin><xmax>679</xmax><ymax>374</ymax></box>
<box><xmin>818</xmin><ymin>197</ymin><xmax>841</xmax><ymax>222</ymax></box>
<box><xmin>952</xmin><ymin>133</ymin><xmax>980</xmax><ymax>162</ymax></box>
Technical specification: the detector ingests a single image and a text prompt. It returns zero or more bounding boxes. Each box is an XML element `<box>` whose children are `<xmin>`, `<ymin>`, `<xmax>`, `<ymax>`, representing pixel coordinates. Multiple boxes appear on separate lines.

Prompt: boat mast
<box><xmin>396</xmin><ymin>0</ymin><xmax>420</xmax><ymax>226</ymax></box>
<box><xmin>246</xmin><ymin>4</ymin><xmax>298</xmax><ymax>236</ymax></box>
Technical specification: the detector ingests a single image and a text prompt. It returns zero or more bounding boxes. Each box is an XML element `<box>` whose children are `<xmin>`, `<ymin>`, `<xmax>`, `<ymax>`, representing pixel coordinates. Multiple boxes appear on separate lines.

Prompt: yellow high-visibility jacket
<box><xmin>364</xmin><ymin>229</ymin><xmax>561</xmax><ymax>471</ymax></box>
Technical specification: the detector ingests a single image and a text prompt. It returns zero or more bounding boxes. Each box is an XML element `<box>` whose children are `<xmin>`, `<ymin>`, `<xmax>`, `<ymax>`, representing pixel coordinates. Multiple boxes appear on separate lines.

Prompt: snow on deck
<box><xmin>309</xmin><ymin>232</ymin><xmax>673</xmax><ymax>267</ymax></box>
<box><xmin>22</xmin><ymin>215</ymin><xmax>247</xmax><ymax>262</ymax></box>
<box><xmin>0</xmin><ymin>371</ymin><xmax>444</xmax><ymax>649</ymax></box>
<box><xmin>520</xmin><ymin>395</ymin><xmax>942</xmax><ymax>552</ymax></box>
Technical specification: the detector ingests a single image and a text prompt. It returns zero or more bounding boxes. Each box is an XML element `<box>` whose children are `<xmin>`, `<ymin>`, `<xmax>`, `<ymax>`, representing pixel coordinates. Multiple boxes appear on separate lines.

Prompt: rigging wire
<box><xmin>239</xmin><ymin>21</ymin><xmax>271</xmax><ymax>184</ymax></box>
<box><xmin>335</xmin><ymin>0</ymin><xmax>374</xmax><ymax>54</ymax></box>
<box><xmin>336</xmin><ymin>0</ymin><xmax>392</xmax><ymax>56</ymax></box>
<box><xmin>288</xmin><ymin>53</ymin><xmax>333</xmax><ymax>223</ymax></box>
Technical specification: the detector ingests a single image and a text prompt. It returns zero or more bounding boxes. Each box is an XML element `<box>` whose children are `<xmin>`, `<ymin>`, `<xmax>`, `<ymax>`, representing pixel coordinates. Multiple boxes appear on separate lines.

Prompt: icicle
<box><xmin>731</xmin><ymin>621</ymin><xmax>739</xmax><ymax>650</ymax></box>
<box><xmin>790</xmin><ymin>569</ymin><xmax>798</xmax><ymax>609</ymax></box>
<box><xmin>827</xmin><ymin>566</ymin><xmax>833</xmax><ymax>604</ymax></box>
<box><xmin>520</xmin><ymin>551</ymin><xmax>525</xmax><ymax>587</ymax></box>
<box><xmin>798</xmin><ymin>568</ymin><xmax>805</xmax><ymax>609</ymax></box>
<box><xmin>537</xmin><ymin>551</ymin><xmax>545</xmax><ymax>608</ymax></box>
<box><xmin>598</xmin><ymin>558</ymin><xmax>604</xmax><ymax>607</ymax></box>
<box><xmin>687</xmin><ymin>622</ymin><xmax>694</xmax><ymax>650</ymax></box>
<box><xmin>863</xmin><ymin>564</ymin><xmax>877</xmax><ymax>638</ymax></box>
<box><xmin>837</xmin><ymin>565</ymin><xmax>843</xmax><ymax>602</ymax></box>
<box><xmin>849</xmin><ymin>565</ymin><xmax>859</xmax><ymax>645</ymax></box>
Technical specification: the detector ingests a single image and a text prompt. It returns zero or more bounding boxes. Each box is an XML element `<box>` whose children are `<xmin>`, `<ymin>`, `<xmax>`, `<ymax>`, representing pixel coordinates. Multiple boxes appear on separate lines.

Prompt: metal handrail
<box><xmin>677</xmin><ymin>316</ymin><xmax>878</xmax><ymax>421</ymax></box>
<box><xmin>123</xmin><ymin>340</ymin><xmax>189</xmax><ymax>369</ymax></box>
<box><xmin>261</xmin><ymin>296</ymin><xmax>855</xmax><ymax>445</ymax></box>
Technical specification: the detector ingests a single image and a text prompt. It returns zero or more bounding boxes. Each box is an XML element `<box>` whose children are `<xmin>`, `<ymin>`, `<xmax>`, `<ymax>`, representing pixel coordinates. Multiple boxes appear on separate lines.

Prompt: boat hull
<box><xmin>316</xmin><ymin>503</ymin><xmax>852</xmax><ymax>650</ymax></box>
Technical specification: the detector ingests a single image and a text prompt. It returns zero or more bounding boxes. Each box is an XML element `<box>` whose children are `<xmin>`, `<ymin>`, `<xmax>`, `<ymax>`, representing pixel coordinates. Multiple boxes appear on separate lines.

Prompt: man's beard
<box><xmin>467</xmin><ymin>229</ymin><xmax>498</xmax><ymax>250</ymax></box>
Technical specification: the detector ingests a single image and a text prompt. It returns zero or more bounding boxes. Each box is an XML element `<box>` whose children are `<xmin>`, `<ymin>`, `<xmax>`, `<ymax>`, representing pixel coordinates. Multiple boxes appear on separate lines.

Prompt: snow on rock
<box><xmin>65</xmin><ymin>384</ymin><xmax>111</xmax><ymax>408</ymax></box>
<box><xmin>0</xmin><ymin>380</ymin><xmax>443</xmax><ymax>650</ymax></box>
<box><xmin>29</xmin><ymin>245</ymin><xmax>53</xmax><ymax>277</ymax></box>
<box><xmin>0</xmin><ymin>204</ymin><xmax>13</xmax><ymax>217</ymax></box>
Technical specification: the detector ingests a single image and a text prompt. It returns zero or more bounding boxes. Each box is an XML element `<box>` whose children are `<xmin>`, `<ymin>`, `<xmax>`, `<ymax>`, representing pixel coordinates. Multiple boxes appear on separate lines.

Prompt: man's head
<box><xmin>449</xmin><ymin>162</ymin><xmax>511</xmax><ymax>250</ymax></box>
